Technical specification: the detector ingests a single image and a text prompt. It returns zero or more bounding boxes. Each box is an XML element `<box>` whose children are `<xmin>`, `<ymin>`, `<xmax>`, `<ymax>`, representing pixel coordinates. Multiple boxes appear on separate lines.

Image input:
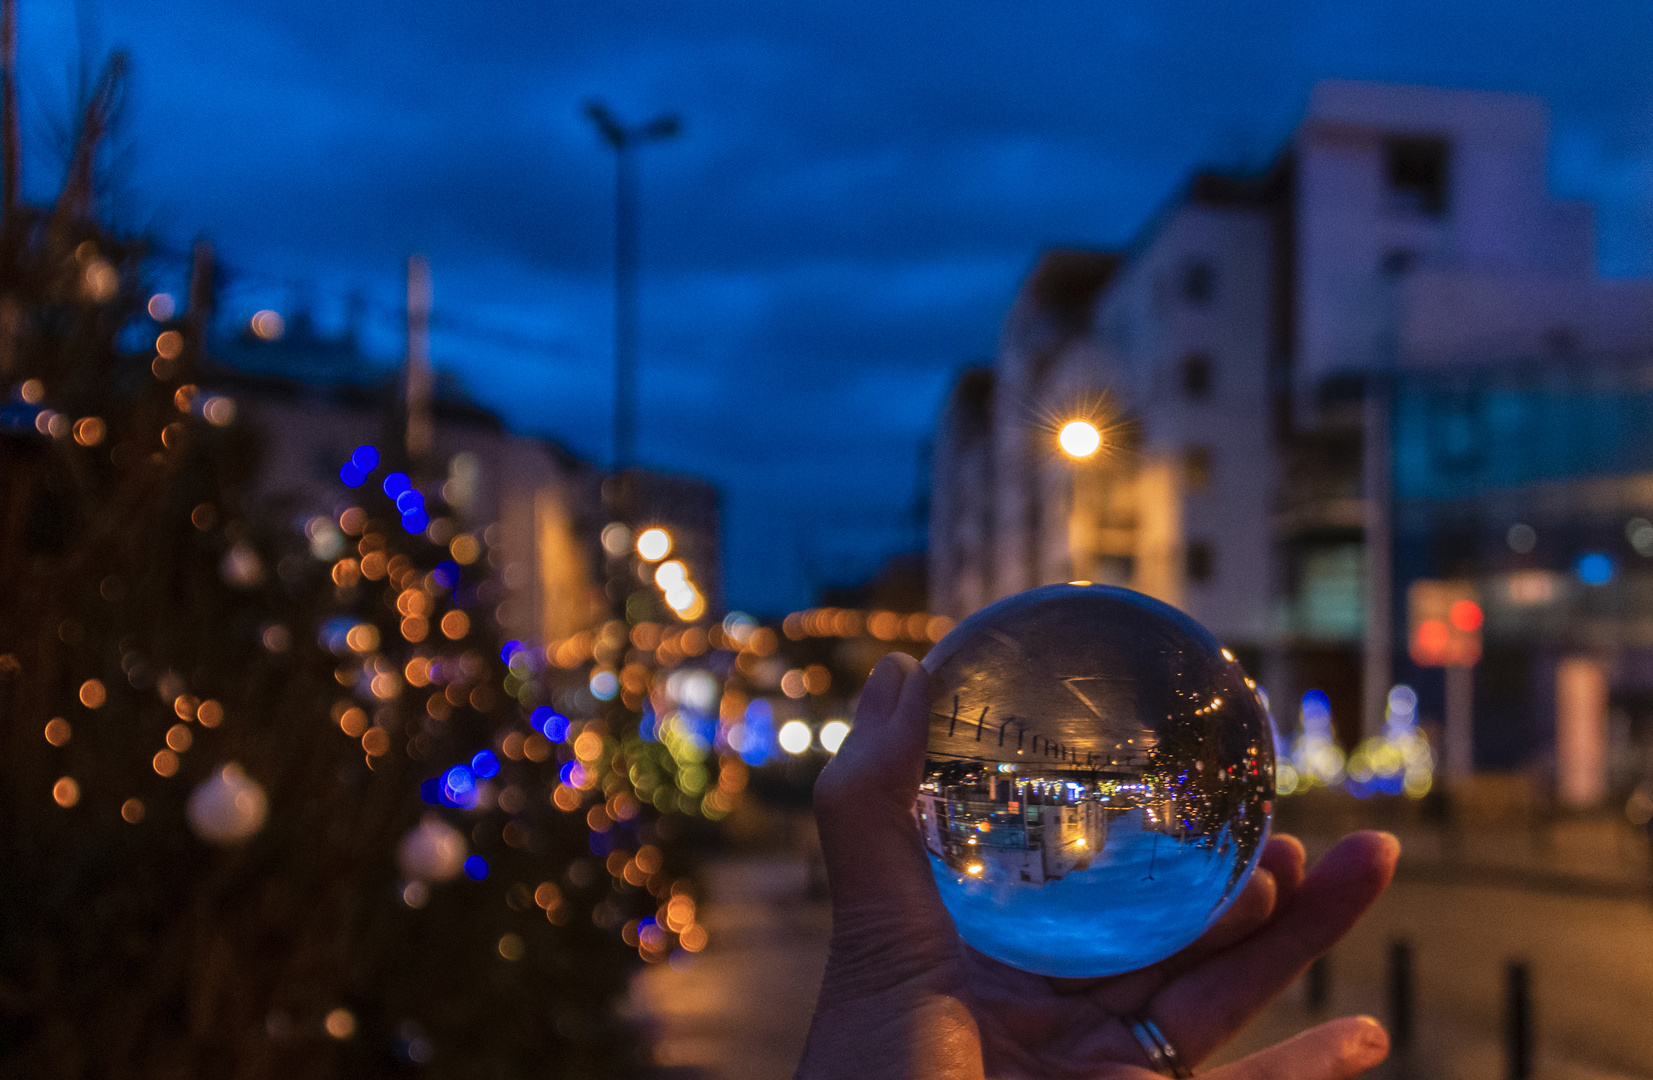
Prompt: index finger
<box><xmin>1149</xmin><ymin>831</ymin><xmax>1399</xmax><ymax>1065</ymax></box>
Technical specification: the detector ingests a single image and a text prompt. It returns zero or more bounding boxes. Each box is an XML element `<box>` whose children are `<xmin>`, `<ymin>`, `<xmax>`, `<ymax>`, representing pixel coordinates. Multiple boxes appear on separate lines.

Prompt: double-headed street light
<box><xmin>584</xmin><ymin>100</ymin><xmax>680</xmax><ymax>474</ymax></box>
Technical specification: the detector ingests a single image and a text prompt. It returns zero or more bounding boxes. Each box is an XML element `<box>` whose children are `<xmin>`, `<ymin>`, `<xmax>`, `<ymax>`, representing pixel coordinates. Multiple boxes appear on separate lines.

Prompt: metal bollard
<box><xmin>1387</xmin><ymin>939</ymin><xmax>1413</xmax><ymax>1053</ymax></box>
<box><xmin>1305</xmin><ymin>954</ymin><xmax>1330</xmax><ymax>1013</ymax></box>
<box><xmin>1506</xmin><ymin>961</ymin><xmax>1531</xmax><ymax>1080</ymax></box>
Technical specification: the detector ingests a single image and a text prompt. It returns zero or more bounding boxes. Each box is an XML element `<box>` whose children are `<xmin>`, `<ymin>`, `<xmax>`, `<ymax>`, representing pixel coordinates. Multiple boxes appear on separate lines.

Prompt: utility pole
<box><xmin>583</xmin><ymin>101</ymin><xmax>679</xmax><ymax>474</ymax></box>
<box><xmin>405</xmin><ymin>254</ymin><xmax>433</xmax><ymax>464</ymax></box>
<box><xmin>1</xmin><ymin>0</ymin><xmax>19</xmax><ymax>225</ymax></box>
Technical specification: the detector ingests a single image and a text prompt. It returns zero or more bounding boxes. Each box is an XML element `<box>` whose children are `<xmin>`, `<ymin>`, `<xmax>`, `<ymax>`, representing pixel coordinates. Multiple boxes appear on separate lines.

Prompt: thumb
<box><xmin>812</xmin><ymin>653</ymin><xmax>955</xmax><ymax>978</ymax></box>
<box><xmin>1204</xmin><ymin>1018</ymin><xmax>1389</xmax><ymax>1080</ymax></box>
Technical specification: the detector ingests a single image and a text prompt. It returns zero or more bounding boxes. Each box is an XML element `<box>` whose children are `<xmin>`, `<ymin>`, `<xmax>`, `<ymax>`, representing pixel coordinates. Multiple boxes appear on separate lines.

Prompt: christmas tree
<box><xmin>0</xmin><ymin>28</ymin><xmax>737</xmax><ymax>1078</ymax></box>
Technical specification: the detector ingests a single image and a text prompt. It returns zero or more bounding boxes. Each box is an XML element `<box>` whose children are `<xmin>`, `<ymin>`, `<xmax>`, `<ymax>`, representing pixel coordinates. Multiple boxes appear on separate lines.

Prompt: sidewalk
<box><xmin>629</xmin><ymin>813</ymin><xmax>1653</xmax><ymax>1080</ymax></box>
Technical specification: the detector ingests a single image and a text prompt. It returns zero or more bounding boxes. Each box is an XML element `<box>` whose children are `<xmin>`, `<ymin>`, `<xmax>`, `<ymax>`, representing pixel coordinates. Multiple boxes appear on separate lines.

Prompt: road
<box><xmin>629</xmin><ymin>828</ymin><xmax>1653</xmax><ymax>1080</ymax></box>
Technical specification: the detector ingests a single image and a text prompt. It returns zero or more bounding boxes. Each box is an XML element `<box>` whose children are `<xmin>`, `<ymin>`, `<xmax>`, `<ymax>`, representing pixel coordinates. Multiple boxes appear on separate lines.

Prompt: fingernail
<box><xmin>1351</xmin><ymin>1016</ymin><xmax>1389</xmax><ymax>1055</ymax></box>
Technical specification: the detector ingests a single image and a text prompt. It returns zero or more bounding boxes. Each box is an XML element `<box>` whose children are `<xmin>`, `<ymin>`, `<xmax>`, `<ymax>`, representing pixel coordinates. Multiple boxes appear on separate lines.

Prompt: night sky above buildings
<box><xmin>27</xmin><ymin>2</ymin><xmax>1653</xmax><ymax>613</ymax></box>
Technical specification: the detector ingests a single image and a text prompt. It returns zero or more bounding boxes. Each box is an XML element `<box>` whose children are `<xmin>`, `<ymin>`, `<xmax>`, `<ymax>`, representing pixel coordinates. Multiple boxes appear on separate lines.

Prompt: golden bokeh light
<box><xmin>44</xmin><ymin>717</ymin><xmax>71</xmax><ymax>746</ymax></box>
<box><xmin>78</xmin><ymin>679</ymin><xmax>106</xmax><ymax>708</ymax></box>
<box><xmin>324</xmin><ymin>1008</ymin><xmax>356</xmax><ymax>1040</ymax></box>
<box><xmin>155</xmin><ymin>330</ymin><xmax>184</xmax><ymax>360</ymax></box>
<box><xmin>337</xmin><ymin>706</ymin><xmax>369</xmax><ymax>738</ymax></box>
<box><xmin>440</xmin><ymin>610</ymin><xmax>470</xmax><ymax>639</ymax></box>
<box><xmin>152</xmin><ymin>750</ymin><xmax>180</xmax><ymax>777</ymax></box>
<box><xmin>52</xmin><ymin>777</ymin><xmax>80</xmax><ymax>808</ymax></box>
<box><xmin>449</xmin><ymin>534</ymin><xmax>481</xmax><ymax>564</ymax></box>
<box><xmin>72</xmin><ymin>416</ymin><xmax>105</xmax><ymax>446</ymax></box>
<box><xmin>197</xmin><ymin>699</ymin><xmax>224</xmax><ymax>727</ymax></box>
<box><xmin>121</xmin><ymin>797</ymin><xmax>146</xmax><ymax>824</ymax></box>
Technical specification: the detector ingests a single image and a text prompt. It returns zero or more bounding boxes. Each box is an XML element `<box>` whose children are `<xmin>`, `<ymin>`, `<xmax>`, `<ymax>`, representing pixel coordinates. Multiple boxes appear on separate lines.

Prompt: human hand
<box><xmin>797</xmin><ymin>653</ymin><xmax>1398</xmax><ymax>1080</ymax></box>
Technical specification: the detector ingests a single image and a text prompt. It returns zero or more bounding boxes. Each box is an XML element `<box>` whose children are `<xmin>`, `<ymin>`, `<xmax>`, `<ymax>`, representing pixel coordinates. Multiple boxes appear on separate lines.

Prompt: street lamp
<box><xmin>584</xmin><ymin>100</ymin><xmax>680</xmax><ymax>473</ymax></box>
<box><xmin>1058</xmin><ymin>420</ymin><xmax>1102</xmax><ymax>460</ymax></box>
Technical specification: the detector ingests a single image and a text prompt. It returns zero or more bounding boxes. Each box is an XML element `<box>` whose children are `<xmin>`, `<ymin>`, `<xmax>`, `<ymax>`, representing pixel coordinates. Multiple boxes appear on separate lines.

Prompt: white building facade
<box><xmin>932</xmin><ymin>80</ymin><xmax>1653</xmax><ymax>766</ymax></box>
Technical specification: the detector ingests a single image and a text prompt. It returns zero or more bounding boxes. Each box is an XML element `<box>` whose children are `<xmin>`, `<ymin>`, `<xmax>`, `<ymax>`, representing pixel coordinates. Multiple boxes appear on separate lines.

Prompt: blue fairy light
<box><xmin>470</xmin><ymin>749</ymin><xmax>500</xmax><ymax>779</ymax></box>
<box><xmin>382</xmin><ymin>471</ymin><xmax>412</xmax><ymax>499</ymax></box>
<box><xmin>462</xmin><ymin>855</ymin><xmax>489</xmax><ymax>881</ymax></box>
<box><xmin>401</xmin><ymin>508</ymin><xmax>429</xmax><ymax>534</ymax></box>
<box><xmin>1577</xmin><ymin>552</ymin><xmax>1615</xmax><ymax>586</ymax></box>
<box><xmin>433</xmin><ymin>560</ymin><xmax>460</xmax><ymax>588</ymax></box>
<box><xmin>339</xmin><ymin>461</ymin><xmax>367</xmax><ymax>487</ymax></box>
<box><xmin>350</xmin><ymin>444</ymin><xmax>380</xmax><ymax>473</ymax></box>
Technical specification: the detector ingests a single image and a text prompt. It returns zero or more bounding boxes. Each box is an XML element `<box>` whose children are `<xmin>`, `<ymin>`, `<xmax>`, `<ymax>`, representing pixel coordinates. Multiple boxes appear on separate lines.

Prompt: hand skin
<box><xmin>797</xmin><ymin>653</ymin><xmax>1399</xmax><ymax>1080</ymax></box>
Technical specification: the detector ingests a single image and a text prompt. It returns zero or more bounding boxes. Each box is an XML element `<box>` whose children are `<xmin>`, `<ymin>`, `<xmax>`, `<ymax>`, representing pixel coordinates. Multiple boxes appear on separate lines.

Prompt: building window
<box><xmin>1385</xmin><ymin>136</ymin><xmax>1450</xmax><ymax>216</ymax></box>
<box><xmin>1181</xmin><ymin>259</ymin><xmax>1215</xmax><ymax>306</ymax></box>
<box><xmin>1181</xmin><ymin>352</ymin><xmax>1212</xmax><ymax>399</ymax></box>
<box><xmin>1186</xmin><ymin>541</ymin><xmax>1214</xmax><ymax>583</ymax></box>
<box><xmin>1183</xmin><ymin>446</ymin><xmax>1212</xmax><ymax>492</ymax></box>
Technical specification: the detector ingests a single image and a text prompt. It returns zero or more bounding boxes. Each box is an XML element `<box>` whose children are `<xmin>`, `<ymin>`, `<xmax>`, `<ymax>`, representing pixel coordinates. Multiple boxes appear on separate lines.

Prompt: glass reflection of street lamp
<box><xmin>1058</xmin><ymin>420</ymin><xmax>1102</xmax><ymax>460</ymax></box>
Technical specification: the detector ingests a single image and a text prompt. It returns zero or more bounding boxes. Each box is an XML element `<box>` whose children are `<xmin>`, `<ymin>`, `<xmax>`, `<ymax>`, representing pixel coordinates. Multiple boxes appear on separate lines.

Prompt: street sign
<box><xmin>1408</xmin><ymin>579</ymin><xmax>1481</xmax><ymax>668</ymax></box>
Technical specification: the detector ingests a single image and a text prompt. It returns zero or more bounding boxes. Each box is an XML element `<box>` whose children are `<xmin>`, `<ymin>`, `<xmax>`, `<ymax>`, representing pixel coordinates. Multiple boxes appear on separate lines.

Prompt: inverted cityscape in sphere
<box><xmin>918</xmin><ymin>584</ymin><xmax>1275</xmax><ymax>978</ymax></box>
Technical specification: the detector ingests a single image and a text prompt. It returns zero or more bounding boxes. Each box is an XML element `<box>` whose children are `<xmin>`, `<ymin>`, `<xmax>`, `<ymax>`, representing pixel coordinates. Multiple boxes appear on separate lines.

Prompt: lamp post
<box><xmin>584</xmin><ymin>100</ymin><xmax>680</xmax><ymax>474</ymax></box>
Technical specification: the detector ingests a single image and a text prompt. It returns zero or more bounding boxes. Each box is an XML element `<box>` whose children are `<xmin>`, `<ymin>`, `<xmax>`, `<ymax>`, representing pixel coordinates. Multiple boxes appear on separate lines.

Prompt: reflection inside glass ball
<box><xmin>917</xmin><ymin>584</ymin><xmax>1274</xmax><ymax>978</ymax></box>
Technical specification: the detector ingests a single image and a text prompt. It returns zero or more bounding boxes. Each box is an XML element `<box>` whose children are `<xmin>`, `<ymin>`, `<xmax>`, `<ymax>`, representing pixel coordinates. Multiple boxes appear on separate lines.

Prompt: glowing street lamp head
<box><xmin>1058</xmin><ymin>420</ymin><xmax>1101</xmax><ymax>459</ymax></box>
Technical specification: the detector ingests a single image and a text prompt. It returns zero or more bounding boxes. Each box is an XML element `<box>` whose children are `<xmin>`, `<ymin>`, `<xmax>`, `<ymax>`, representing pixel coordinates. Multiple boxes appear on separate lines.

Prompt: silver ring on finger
<box><xmin>1126</xmin><ymin>1014</ymin><xmax>1193</xmax><ymax>1078</ymax></box>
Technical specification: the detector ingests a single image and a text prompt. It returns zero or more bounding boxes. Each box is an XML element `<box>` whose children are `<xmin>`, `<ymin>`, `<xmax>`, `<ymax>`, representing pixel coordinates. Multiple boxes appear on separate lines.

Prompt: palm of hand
<box><xmin>798</xmin><ymin>654</ymin><xmax>1396</xmax><ymax>1080</ymax></box>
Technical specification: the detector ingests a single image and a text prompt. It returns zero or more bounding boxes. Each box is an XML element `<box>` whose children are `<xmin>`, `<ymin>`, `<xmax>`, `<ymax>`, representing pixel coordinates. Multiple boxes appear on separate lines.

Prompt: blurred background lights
<box><xmin>398</xmin><ymin>814</ymin><xmax>466</xmax><ymax>881</ymax></box>
<box><xmin>1577</xmin><ymin>552</ymin><xmax>1615</xmax><ymax>585</ymax></box>
<box><xmin>1058</xmin><ymin>419</ymin><xmax>1101</xmax><ymax>459</ymax></box>
<box><xmin>1629</xmin><ymin>517</ymin><xmax>1653</xmax><ymax>556</ymax></box>
<box><xmin>635</xmin><ymin>527</ymin><xmax>671</xmax><ymax>561</ymax></box>
<box><xmin>185</xmin><ymin>764</ymin><xmax>268</xmax><ymax>845</ymax></box>
<box><xmin>1507</xmin><ymin>523</ymin><xmax>1537</xmax><ymax>553</ymax></box>
<box><xmin>1449</xmin><ymin>599</ymin><xmax>1483</xmax><ymax>632</ymax></box>
<box><xmin>350</xmin><ymin>444</ymin><xmax>379</xmax><ymax>475</ymax></box>
<box><xmin>777</xmin><ymin>719</ymin><xmax>811</xmax><ymax>755</ymax></box>
<box><xmin>818</xmin><ymin>719</ymin><xmax>850</xmax><ymax>753</ymax></box>
<box><xmin>463</xmin><ymin>855</ymin><xmax>489</xmax><ymax>881</ymax></box>
<box><xmin>600</xmin><ymin>523</ymin><xmax>631</xmax><ymax>556</ymax></box>
<box><xmin>249</xmin><ymin>309</ymin><xmax>285</xmax><ymax>340</ymax></box>
<box><xmin>590</xmin><ymin>670</ymin><xmax>619</xmax><ymax>700</ymax></box>
<box><xmin>202</xmin><ymin>396</ymin><xmax>236</xmax><ymax>426</ymax></box>
<box><xmin>146</xmin><ymin>293</ymin><xmax>175</xmax><ymax>321</ymax></box>
<box><xmin>470</xmin><ymin>749</ymin><xmax>500</xmax><ymax>779</ymax></box>
<box><xmin>52</xmin><ymin>776</ymin><xmax>79</xmax><ymax>807</ymax></box>
<box><xmin>324</xmin><ymin>1008</ymin><xmax>356</xmax><ymax>1040</ymax></box>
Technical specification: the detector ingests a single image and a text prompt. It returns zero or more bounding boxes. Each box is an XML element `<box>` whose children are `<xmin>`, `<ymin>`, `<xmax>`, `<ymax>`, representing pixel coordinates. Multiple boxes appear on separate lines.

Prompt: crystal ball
<box><xmin>918</xmin><ymin>584</ymin><xmax>1274</xmax><ymax>978</ymax></box>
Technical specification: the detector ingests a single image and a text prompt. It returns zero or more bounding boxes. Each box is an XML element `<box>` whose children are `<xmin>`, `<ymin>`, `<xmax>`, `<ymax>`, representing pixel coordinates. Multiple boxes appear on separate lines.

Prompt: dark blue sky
<box><xmin>28</xmin><ymin>2</ymin><xmax>1653</xmax><ymax>613</ymax></box>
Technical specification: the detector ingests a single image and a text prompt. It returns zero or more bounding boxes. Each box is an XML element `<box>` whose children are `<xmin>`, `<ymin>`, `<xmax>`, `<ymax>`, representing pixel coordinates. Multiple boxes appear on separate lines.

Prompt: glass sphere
<box><xmin>918</xmin><ymin>584</ymin><xmax>1274</xmax><ymax>978</ymax></box>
